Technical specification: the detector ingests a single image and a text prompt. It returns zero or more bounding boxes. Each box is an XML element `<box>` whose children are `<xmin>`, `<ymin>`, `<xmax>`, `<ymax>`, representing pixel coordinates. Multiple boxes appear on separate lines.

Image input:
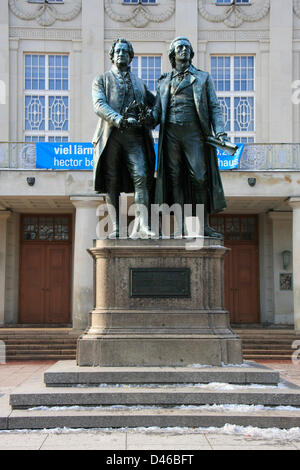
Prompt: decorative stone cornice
<box><xmin>104</xmin><ymin>0</ymin><xmax>175</xmax><ymax>28</ymax></box>
<box><xmin>198</xmin><ymin>0</ymin><xmax>270</xmax><ymax>29</ymax></box>
<box><xmin>9</xmin><ymin>0</ymin><xmax>81</xmax><ymax>27</ymax></box>
<box><xmin>294</xmin><ymin>0</ymin><xmax>300</xmax><ymax>19</ymax></box>
<box><xmin>268</xmin><ymin>211</ymin><xmax>292</xmax><ymax>221</ymax></box>
<box><xmin>9</xmin><ymin>26</ymin><xmax>81</xmax><ymax>40</ymax></box>
<box><xmin>105</xmin><ymin>29</ymin><xmax>173</xmax><ymax>41</ymax></box>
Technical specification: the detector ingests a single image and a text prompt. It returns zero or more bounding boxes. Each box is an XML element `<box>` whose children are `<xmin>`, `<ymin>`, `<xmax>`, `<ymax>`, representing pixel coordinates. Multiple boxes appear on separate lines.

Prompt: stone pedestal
<box><xmin>77</xmin><ymin>238</ymin><xmax>243</xmax><ymax>366</ymax></box>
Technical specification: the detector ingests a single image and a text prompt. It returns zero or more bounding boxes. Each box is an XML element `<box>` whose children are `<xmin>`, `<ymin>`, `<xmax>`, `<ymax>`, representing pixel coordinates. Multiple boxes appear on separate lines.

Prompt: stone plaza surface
<box><xmin>0</xmin><ymin>361</ymin><xmax>300</xmax><ymax>450</ymax></box>
<box><xmin>0</xmin><ymin>362</ymin><xmax>300</xmax><ymax>451</ymax></box>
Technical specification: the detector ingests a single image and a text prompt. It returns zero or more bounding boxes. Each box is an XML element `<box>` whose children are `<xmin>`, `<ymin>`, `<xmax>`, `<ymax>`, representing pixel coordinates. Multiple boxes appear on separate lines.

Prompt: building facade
<box><xmin>0</xmin><ymin>0</ymin><xmax>300</xmax><ymax>332</ymax></box>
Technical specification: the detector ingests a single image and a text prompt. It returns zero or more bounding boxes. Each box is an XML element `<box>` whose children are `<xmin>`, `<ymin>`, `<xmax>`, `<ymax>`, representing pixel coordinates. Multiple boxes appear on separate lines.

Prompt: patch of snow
<box><xmin>1</xmin><ymin>425</ymin><xmax>300</xmax><ymax>442</ymax></box>
<box><xmin>188</xmin><ymin>362</ymin><xmax>250</xmax><ymax>368</ymax></box>
<box><xmin>74</xmin><ymin>382</ymin><xmax>286</xmax><ymax>390</ymax></box>
<box><xmin>27</xmin><ymin>403</ymin><xmax>300</xmax><ymax>412</ymax></box>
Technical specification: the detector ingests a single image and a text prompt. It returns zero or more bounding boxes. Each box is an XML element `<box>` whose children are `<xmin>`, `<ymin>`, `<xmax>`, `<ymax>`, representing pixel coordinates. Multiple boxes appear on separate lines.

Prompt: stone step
<box><xmin>241</xmin><ymin>335</ymin><xmax>300</xmax><ymax>340</ymax></box>
<box><xmin>3</xmin><ymin>407</ymin><xmax>300</xmax><ymax>431</ymax></box>
<box><xmin>246</xmin><ymin>347</ymin><xmax>295</xmax><ymax>352</ymax></box>
<box><xmin>43</xmin><ymin>361</ymin><xmax>280</xmax><ymax>387</ymax></box>
<box><xmin>0</xmin><ymin>329</ymin><xmax>78</xmax><ymax>361</ymax></box>
<box><xmin>3</xmin><ymin>345</ymin><xmax>77</xmax><ymax>352</ymax></box>
<box><xmin>4</xmin><ymin>361</ymin><xmax>300</xmax><ymax>431</ymax></box>
<box><xmin>6</xmin><ymin>345</ymin><xmax>76</xmax><ymax>352</ymax></box>
<box><xmin>0</xmin><ymin>332</ymin><xmax>74</xmax><ymax>337</ymax></box>
<box><xmin>5</xmin><ymin>344</ymin><xmax>77</xmax><ymax>349</ymax></box>
<box><xmin>1</xmin><ymin>328</ymin><xmax>299</xmax><ymax>361</ymax></box>
<box><xmin>243</xmin><ymin>348</ymin><xmax>294</xmax><ymax>353</ymax></box>
<box><xmin>6</xmin><ymin>355</ymin><xmax>75</xmax><ymax>361</ymax></box>
<box><xmin>241</xmin><ymin>337</ymin><xmax>299</xmax><ymax>342</ymax></box>
<box><xmin>243</xmin><ymin>355</ymin><xmax>292</xmax><ymax>361</ymax></box>
<box><xmin>233</xmin><ymin>329</ymin><xmax>296</xmax><ymax>334</ymax></box>
<box><xmin>0</xmin><ymin>328</ymin><xmax>73</xmax><ymax>337</ymax></box>
<box><xmin>9</xmin><ymin>386</ymin><xmax>300</xmax><ymax>410</ymax></box>
<box><xmin>242</xmin><ymin>340</ymin><xmax>296</xmax><ymax>345</ymax></box>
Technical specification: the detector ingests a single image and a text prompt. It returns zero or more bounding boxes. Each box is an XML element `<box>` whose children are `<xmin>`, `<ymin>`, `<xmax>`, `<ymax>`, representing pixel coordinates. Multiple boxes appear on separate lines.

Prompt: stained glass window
<box><xmin>24</xmin><ymin>54</ymin><xmax>69</xmax><ymax>142</ymax></box>
<box><xmin>25</xmin><ymin>96</ymin><xmax>45</xmax><ymax>131</ymax></box>
<box><xmin>211</xmin><ymin>55</ymin><xmax>255</xmax><ymax>143</ymax></box>
<box><xmin>24</xmin><ymin>217</ymin><xmax>39</xmax><ymax>241</ymax></box>
<box><xmin>23</xmin><ymin>215</ymin><xmax>70</xmax><ymax>242</ymax></box>
<box><xmin>210</xmin><ymin>215</ymin><xmax>256</xmax><ymax>242</ymax></box>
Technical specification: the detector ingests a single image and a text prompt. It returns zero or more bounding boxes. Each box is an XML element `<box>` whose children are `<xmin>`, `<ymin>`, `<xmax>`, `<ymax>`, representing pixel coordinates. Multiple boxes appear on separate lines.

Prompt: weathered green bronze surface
<box><xmin>152</xmin><ymin>37</ymin><xmax>229</xmax><ymax>238</ymax></box>
<box><xmin>92</xmin><ymin>38</ymin><xmax>155</xmax><ymax>238</ymax></box>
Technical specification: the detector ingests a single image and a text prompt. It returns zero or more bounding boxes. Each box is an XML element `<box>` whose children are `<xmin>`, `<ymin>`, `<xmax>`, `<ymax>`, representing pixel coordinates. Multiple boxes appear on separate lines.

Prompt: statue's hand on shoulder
<box><xmin>142</xmin><ymin>109</ymin><xmax>155</xmax><ymax>128</ymax></box>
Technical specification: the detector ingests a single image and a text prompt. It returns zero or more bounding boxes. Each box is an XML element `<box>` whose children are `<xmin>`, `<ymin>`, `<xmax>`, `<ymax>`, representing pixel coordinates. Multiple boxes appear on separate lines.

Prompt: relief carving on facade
<box><xmin>104</xmin><ymin>0</ymin><xmax>175</xmax><ymax>28</ymax></box>
<box><xmin>9</xmin><ymin>0</ymin><xmax>82</xmax><ymax>27</ymax></box>
<box><xmin>198</xmin><ymin>0</ymin><xmax>270</xmax><ymax>29</ymax></box>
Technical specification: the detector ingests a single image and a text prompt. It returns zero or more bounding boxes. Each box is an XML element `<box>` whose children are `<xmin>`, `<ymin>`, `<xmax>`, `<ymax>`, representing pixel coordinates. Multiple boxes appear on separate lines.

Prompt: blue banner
<box><xmin>217</xmin><ymin>143</ymin><xmax>244</xmax><ymax>170</ymax></box>
<box><xmin>36</xmin><ymin>141</ymin><xmax>244</xmax><ymax>171</ymax></box>
<box><xmin>36</xmin><ymin>142</ymin><xmax>94</xmax><ymax>170</ymax></box>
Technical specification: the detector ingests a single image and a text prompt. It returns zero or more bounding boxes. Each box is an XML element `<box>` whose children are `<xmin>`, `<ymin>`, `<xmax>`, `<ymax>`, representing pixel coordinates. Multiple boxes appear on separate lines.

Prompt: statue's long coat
<box><xmin>153</xmin><ymin>65</ymin><xmax>227</xmax><ymax>214</ymax></box>
<box><xmin>92</xmin><ymin>68</ymin><xmax>156</xmax><ymax>193</ymax></box>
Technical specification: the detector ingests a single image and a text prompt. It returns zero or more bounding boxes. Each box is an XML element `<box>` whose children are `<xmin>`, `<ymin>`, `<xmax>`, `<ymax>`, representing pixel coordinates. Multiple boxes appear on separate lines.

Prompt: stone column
<box><xmin>0</xmin><ymin>211</ymin><xmax>10</xmax><ymax>325</ymax></box>
<box><xmin>81</xmin><ymin>0</ymin><xmax>104</xmax><ymax>141</ymax></box>
<box><xmin>175</xmin><ymin>0</ymin><xmax>198</xmax><ymax>67</ymax></box>
<box><xmin>269</xmin><ymin>0</ymin><xmax>293</xmax><ymax>142</ymax></box>
<box><xmin>71</xmin><ymin>40</ymin><xmax>82</xmax><ymax>141</ymax></box>
<box><xmin>0</xmin><ymin>1</ymin><xmax>9</xmax><ymax>142</ymax></box>
<box><xmin>71</xmin><ymin>197</ymin><xmax>104</xmax><ymax>331</ymax></box>
<box><xmin>268</xmin><ymin>212</ymin><xmax>293</xmax><ymax>325</ymax></box>
<box><xmin>288</xmin><ymin>198</ymin><xmax>300</xmax><ymax>332</ymax></box>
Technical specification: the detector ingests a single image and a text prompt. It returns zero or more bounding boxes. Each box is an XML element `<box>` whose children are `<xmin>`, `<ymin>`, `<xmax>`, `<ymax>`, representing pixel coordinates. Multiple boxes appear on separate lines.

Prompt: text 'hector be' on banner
<box><xmin>35</xmin><ymin>142</ymin><xmax>244</xmax><ymax>171</ymax></box>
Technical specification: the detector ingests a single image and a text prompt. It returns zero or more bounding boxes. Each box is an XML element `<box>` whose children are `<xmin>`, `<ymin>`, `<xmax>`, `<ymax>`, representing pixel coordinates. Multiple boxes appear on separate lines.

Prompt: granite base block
<box><xmin>77</xmin><ymin>239</ymin><xmax>243</xmax><ymax>367</ymax></box>
<box><xmin>77</xmin><ymin>335</ymin><xmax>243</xmax><ymax>367</ymax></box>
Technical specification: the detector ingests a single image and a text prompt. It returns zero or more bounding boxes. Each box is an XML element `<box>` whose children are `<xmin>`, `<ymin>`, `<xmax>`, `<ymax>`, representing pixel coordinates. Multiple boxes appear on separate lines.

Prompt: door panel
<box><xmin>19</xmin><ymin>214</ymin><xmax>72</xmax><ymax>324</ymax></box>
<box><xmin>211</xmin><ymin>214</ymin><xmax>259</xmax><ymax>324</ymax></box>
<box><xmin>46</xmin><ymin>245</ymin><xmax>71</xmax><ymax>324</ymax></box>
<box><xmin>19</xmin><ymin>245</ymin><xmax>46</xmax><ymax>323</ymax></box>
<box><xmin>225</xmin><ymin>243</ymin><xmax>259</xmax><ymax>323</ymax></box>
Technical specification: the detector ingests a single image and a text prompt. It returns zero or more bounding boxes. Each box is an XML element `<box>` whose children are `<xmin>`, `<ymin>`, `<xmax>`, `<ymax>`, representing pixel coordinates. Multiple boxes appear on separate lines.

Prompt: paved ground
<box><xmin>0</xmin><ymin>360</ymin><xmax>300</xmax><ymax>451</ymax></box>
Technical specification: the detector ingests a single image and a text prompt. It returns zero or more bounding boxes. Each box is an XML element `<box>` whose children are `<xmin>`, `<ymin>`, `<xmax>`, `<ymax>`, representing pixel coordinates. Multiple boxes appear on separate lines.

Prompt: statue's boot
<box><xmin>202</xmin><ymin>192</ymin><xmax>223</xmax><ymax>239</ymax></box>
<box><xmin>170</xmin><ymin>191</ymin><xmax>185</xmax><ymax>238</ymax></box>
<box><xmin>130</xmin><ymin>190</ymin><xmax>155</xmax><ymax>239</ymax></box>
<box><xmin>106</xmin><ymin>193</ymin><xmax>119</xmax><ymax>239</ymax></box>
<box><xmin>172</xmin><ymin>215</ymin><xmax>185</xmax><ymax>239</ymax></box>
<box><xmin>108</xmin><ymin>221</ymin><xmax>119</xmax><ymax>239</ymax></box>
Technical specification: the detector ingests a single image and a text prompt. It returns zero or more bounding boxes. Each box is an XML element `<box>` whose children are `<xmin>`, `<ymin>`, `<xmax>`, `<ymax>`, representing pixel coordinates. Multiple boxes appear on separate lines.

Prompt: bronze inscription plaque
<box><xmin>130</xmin><ymin>268</ymin><xmax>191</xmax><ymax>298</ymax></box>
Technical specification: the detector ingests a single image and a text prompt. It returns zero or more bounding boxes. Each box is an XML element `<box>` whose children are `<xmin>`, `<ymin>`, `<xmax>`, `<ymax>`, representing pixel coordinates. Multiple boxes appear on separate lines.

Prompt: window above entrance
<box><xmin>23</xmin><ymin>215</ymin><xmax>71</xmax><ymax>242</ymax></box>
<box><xmin>210</xmin><ymin>215</ymin><xmax>257</xmax><ymax>242</ymax></box>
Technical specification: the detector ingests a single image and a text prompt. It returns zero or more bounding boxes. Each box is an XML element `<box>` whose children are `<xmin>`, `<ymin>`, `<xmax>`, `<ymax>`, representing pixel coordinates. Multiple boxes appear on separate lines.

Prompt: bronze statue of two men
<box><xmin>92</xmin><ymin>37</ymin><xmax>229</xmax><ymax>239</ymax></box>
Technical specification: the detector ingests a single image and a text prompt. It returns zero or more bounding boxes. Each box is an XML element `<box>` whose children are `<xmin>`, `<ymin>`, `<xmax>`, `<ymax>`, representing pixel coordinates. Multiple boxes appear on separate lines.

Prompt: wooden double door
<box><xmin>210</xmin><ymin>215</ymin><xmax>260</xmax><ymax>324</ymax></box>
<box><xmin>19</xmin><ymin>215</ymin><xmax>72</xmax><ymax>324</ymax></box>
